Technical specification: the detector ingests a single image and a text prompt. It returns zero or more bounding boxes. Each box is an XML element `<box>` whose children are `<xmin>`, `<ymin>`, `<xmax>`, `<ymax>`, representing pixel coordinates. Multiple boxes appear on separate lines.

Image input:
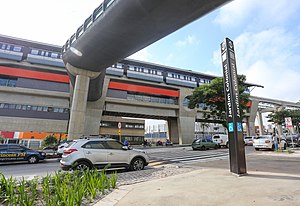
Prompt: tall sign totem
<box><xmin>221</xmin><ymin>38</ymin><xmax>247</xmax><ymax>175</ymax></box>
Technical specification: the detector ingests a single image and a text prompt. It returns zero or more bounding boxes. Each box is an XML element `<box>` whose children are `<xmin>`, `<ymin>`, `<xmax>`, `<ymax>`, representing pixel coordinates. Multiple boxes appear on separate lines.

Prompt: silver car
<box><xmin>253</xmin><ymin>135</ymin><xmax>286</xmax><ymax>151</ymax></box>
<box><xmin>60</xmin><ymin>137</ymin><xmax>149</xmax><ymax>171</ymax></box>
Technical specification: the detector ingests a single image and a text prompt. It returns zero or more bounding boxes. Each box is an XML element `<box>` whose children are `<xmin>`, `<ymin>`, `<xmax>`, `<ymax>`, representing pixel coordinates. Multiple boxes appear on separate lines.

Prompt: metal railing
<box><xmin>62</xmin><ymin>0</ymin><xmax>115</xmax><ymax>53</ymax></box>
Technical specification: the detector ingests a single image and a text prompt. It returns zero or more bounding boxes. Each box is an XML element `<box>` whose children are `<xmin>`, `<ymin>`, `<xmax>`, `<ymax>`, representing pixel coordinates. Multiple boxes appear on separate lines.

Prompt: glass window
<box><xmin>31</xmin><ymin>106</ymin><xmax>37</xmax><ymax>111</ymax></box>
<box><xmin>43</xmin><ymin>106</ymin><xmax>48</xmax><ymax>112</ymax></box>
<box><xmin>53</xmin><ymin>108</ymin><xmax>59</xmax><ymax>113</ymax></box>
<box><xmin>63</xmin><ymin>108</ymin><xmax>69</xmax><ymax>113</ymax></box>
<box><xmin>31</xmin><ymin>49</ymin><xmax>39</xmax><ymax>55</ymax></box>
<box><xmin>37</xmin><ymin>106</ymin><xmax>43</xmax><ymax>111</ymax></box>
<box><xmin>22</xmin><ymin>105</ymin><xmax>27</xmax><ymax>110</ymax></box>
<box><xmin>0</xmin><ymin>103</ymin><xmax>4</xmax><ymax>108</ymax></box>
<box><xmin>7</xmin><ymin>80</ymin><xmax>16</xmax><ymax>87</ymax></box>
<box><xmin>105</xmin><ymin>141</ymin><xmax>123</xmax><ymax>149</ymax></box>
<box><xmin>59</xmin><ymin>108</ymin><xmax>64</xmax><ymax>113</ymax></box>
<box><xmin>8</xmin><ymin>145</ymin><xmax>23</xmax><ymax>151</ymax></box>
<box><xmin>0</xmin><ymin>78</ymin><xmax>8</xmax><ymax>86</ymax></box>
<box><xmin>4</xmin><ymin>104</ymin><xmax>9</xmax><ymax>109</ymax></box>
<box><xmin>51</xmin><ymin>53</ymin><xmax>58</xmax><ymax>58</ymax></box>
<box><xmin>16</xmin><ymin>104</ymin><xmax>22</xmax><ymax>110</ymax></box>
<box><xmin>8</xmin><ymin>104</ymin><xmax>16</xmax><ymax>109</ymax></box>
<box><xmin>13</xmin><ymin>46</ymin><xmax>22</xmax><ymax>52</ymax></box>
<box><xmin>82</xmin><ymin>141</ymin><xmax>105</xmax><ymax>149</ymax></box>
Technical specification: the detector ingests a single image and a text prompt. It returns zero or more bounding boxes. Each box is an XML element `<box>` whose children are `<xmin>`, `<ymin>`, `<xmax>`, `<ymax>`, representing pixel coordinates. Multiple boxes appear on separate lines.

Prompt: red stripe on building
<box><xmin>108</xmin><ymin>81</ymin><xmax>179</xmax><ymax>97</ymax></box>
<box><xmin>0</xmin><ymin>66</ymin><xmax>69</xmax><ymax>83</ymax></box>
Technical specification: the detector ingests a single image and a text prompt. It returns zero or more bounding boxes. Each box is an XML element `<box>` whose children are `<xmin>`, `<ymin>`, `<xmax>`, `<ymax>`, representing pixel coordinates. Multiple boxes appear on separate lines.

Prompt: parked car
<box><xmin>285</xmin><ymin>134</ymin><xmax>300</xmax><ymax>147</ymax></box>
<box><xmin>253</xmin><ymin>135</ymin><xmax>287</xmax><ymax>151</ymax></box>
<box><xmin>57</xmin><ymin>140</ymin><xmax>74</xmax><ymax>157</ymax></box>
<box><xmin>244</xmin><ymin>136</ymin><xmax>256</xmax><ymax>146</ymax></box>
<box><xmin>212</xmin><ymin>134</ymin><xmax>229</xmax><ymax>148</ymax></box>
<box><xmin>165</xmin><ymin>139</ymin><xmax>173</xmax><ymax>146</ymax></box>
<box><xmin>0</xmin><ymin>144</ymin><xmax>46</xmax><ymax>163</ymax></box>
<box><xmin>60</xmin><ymin>137</ymin><xmax>149</xmax><ymax>171</ymax></box>
<box><xmin>192</xmin><ymin>138</ymin><xmax>218</xmax><ymax>150</ymax></box>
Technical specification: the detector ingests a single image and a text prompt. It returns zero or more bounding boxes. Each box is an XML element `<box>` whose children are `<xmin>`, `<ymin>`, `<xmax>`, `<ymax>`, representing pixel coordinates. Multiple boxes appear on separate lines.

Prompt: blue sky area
<box><xmin>1</xmin><ymin>0</ymin><xmax>300</xmax><ymax>104</ymax></box>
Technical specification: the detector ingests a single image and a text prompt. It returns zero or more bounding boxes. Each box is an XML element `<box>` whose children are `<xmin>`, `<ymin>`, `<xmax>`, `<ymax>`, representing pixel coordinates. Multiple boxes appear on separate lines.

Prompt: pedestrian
<box><xmin>124</xmin><ymin>138</ymin><xmax>129</xmax><ymax>146</ymax></box>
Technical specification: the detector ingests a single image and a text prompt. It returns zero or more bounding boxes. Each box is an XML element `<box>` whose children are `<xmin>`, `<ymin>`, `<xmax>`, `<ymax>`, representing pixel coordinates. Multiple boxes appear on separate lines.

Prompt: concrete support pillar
<box><xmin>177</xmin><ymin>115</ymin><xmax>195</xmax><ymax>144</ymax></box>
<box><xmin>68</xmin><ymin>74</ymin><xmax>90</xmax><ymax>139</ymax></box>
<box><xmin>169</xmin><ymin>87</ymin><xmax>196</xmax><ymax>145</ymax></box>
<box><xmin>84</xmin><ymin>74</ymin><xmax>109</xmax><ymax>135</ymax></box>
<box><xmin>246</xmin><ymin>121</ymin><xmax>256</xmax><ymax>136</ymax></box>
<box><xmin>168</xmin><ymin>118</ymin><xmax>179</xmax><ymax>144</ymax></box>
<box><xmin>248</xmin><ymin>100</ymin><xmax>259</xmax><ymax>136</ymax></box>
<box><xmin>66</xmin><ymin>63</ymin><xmax>100</xmax><ymax>140</ymax></box>
<box><xmin>257</xmin><ymin>112</ymin><xmax>264</xmax><ymax>136</ymax></box>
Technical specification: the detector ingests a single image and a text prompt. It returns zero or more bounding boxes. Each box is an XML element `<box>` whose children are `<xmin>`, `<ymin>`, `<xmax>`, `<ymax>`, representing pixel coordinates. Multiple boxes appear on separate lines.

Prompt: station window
<box><xmin>13</xmin><ymin>46</ymin><xmax>22</xmax><ymax>52</ymax></box>
<box><xmin>31</xmin><ymin>49</ymin><xmax>39</xmax><ymax>55</ymax></box>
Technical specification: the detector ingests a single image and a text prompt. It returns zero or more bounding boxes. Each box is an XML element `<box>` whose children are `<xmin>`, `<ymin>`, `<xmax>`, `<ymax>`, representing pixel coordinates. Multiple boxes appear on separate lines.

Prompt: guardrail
<box><xmin>62</xmin><ymin>0</ymin><xmax>115</xmax><ymax>54</ymax></box>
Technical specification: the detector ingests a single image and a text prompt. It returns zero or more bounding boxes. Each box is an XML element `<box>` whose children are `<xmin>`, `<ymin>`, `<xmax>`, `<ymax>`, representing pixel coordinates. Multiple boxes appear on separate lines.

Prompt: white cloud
<box><xmin>0</xmin><ymin>0</ymin><xmax>102</xmax><ymax>45</ymax></box>
<box><xmin>129</xmin><ymin>48</ymin><xmax>152</xmax><ymax>62</ymax></box>
<box><xmin>214</xmin><ymin>0</ymin><xmax>300</xmax><ymax>30</ymax></box>
<box><xmin>175</xmin><ymin>35</ymin><xmax>199</xmax><ymax>47</ymax></box>
<box><xmin>212</xmin><ymin>27</ymin><xmax>300</xmax><ymax>102</ymax></box>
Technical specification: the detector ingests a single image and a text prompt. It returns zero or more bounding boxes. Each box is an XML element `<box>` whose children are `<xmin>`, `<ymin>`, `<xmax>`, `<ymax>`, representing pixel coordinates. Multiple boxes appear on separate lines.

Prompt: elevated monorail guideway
<box><xmin>62</xmin><ymin>0</ymin><xmax>232</xmax><ymax>139</ymax></box>
<box><xmin>62</xmin><ymin>0</ymin><xmax>231</xmax><ymax>100</ymax></box>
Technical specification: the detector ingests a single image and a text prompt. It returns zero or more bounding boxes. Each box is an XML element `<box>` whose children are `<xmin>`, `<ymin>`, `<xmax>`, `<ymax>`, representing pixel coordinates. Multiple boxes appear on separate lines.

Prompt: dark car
<box><xmin>0</xmin><ymin>144</ymin><xmax>46</xmax><ymax>164</ymax></box>
<box><xmin>285</xmin><ymin>134</ymin><xmax>300</xmax><ymax>147</ymax></box>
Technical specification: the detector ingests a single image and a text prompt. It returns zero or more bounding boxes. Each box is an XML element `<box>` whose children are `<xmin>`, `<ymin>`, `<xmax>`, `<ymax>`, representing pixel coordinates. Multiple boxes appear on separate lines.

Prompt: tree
<box><xmin>188</xmin><ymin>75</ymin><xmax>250</xmax><ymax>128</ymax></box>
<box><xmin>267</xmin><ymin>109</ymin><xmax>300</xmax><ymax>133</ymax></box>
<box><xmin>42</xmin><ymin>134</ymin><xmax>58</xmax><ymax>147</ymax></box>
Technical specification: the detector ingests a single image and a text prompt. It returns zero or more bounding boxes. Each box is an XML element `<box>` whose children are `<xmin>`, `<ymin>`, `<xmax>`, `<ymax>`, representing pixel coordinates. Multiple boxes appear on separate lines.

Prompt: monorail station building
<box><xmin>0</xmin><ymin>34</ymin><xmax>260</xmax><ymax>145</ymax></box>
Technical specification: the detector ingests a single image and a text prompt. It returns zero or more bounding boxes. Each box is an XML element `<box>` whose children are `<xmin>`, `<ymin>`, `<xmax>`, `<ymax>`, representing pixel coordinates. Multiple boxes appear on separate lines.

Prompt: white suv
<box><xmin>212</xmin><ymin>134</ymin><xmax>229</xmax><ymax>148</ymax></box>
<box><xmin>60</xmin><ymin>137</ymin><xmax>149</xmax><ymax>171</ymax></box>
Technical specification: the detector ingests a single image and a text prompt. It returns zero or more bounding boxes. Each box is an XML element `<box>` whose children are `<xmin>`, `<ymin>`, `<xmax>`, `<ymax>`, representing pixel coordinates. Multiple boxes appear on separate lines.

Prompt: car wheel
<box><xmin>28</xmin><ymin>155</ymin><xmax>39</xmax><ymax>164</ymax></box>
<box><xmin>200</xmin><ymin>146</ymin><xmax>206</xmax><ymax>151</ymax></box>
<box><xmin>255</xmin><ymin>148</ymin><xmax>259</xmax><ymax>151</ymax></box>
<box><xmin>226</xmin><ymin>142</ymin><xmax>229</xmax><ymax>148</ymax></box>
<box><xmin>214</xmin><ymin>144</ymin><xmax>218</xmax><ymax>149</ymax></box>
<box><xmin>283</xmin><ymin>144</ymin><xmax>287</xmax><ymax>150</ymax></box>
<box><xmin>74</xmin><ymin>161</ymin><xmax>91</xmax><ymax>171</ymax></box>
<box><xmin>130</xmin><ymin>157</ymin><xmax>145</xmax><ymax>171</ymax></box>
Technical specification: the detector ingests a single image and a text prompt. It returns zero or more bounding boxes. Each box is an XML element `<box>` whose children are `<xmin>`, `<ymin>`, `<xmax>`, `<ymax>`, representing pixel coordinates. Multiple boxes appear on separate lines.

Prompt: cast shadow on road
<box><xmin>247</xmin><ymin>173</ymin><xmax>300</xmax><ymax>181</ymax></box>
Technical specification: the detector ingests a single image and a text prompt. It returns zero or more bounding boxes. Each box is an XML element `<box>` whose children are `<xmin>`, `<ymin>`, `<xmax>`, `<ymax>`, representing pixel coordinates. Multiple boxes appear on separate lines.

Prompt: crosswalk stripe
<box><xmin>149</xmin><ymin>152</ymin><xmax>228</xmax><ymax>160</ymax></box>
<box><xmin>175</xmin><ymin>153</ymin><xmax>229</xmax><ymax>162</ymax></box>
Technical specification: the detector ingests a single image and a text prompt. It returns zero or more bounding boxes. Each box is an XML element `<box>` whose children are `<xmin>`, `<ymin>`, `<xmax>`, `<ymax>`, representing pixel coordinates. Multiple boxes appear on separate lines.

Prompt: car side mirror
<box><xmin>122</xmin><ymin>146</ymin><xmax>129</xmax><ymax>150</ymax></box>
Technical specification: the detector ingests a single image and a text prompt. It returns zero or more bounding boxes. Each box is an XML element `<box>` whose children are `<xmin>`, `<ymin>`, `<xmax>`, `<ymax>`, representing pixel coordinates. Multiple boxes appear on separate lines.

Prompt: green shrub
<box><xmin>0</xmin><ymin>168</ymin><xmax>117</xmax><ymax>205</ymax></box>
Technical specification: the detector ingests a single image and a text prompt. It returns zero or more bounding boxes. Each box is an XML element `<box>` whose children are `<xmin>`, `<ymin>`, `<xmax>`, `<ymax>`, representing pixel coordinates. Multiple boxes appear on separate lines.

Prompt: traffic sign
<box><xmin>118</xmin><ymin>122</ymin><xmax>122</xmax><ymax>129</ymax></box>
<box><xmin>118</xmin><ymin>130</ymin><xmax>121</xmax><ymax>135</ymax></box>
<box><xmin>285</xmin><ymin>117</ymin><xmax>293</xmax><ymax>128</ymax></box>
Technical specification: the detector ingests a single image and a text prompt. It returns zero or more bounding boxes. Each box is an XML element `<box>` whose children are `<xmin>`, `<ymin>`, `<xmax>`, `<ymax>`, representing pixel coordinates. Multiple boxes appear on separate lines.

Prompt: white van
<box><xmin>212</xmin><ymin>134</ymin><xmax>229</xmax><ymax>148</ymax></box>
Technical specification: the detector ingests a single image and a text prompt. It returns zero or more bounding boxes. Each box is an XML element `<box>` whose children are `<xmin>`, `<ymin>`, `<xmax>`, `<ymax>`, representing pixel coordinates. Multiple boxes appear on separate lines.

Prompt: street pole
<box><xmin>221</xmin><ymin>38</ymin><xmax>247</xmax><ymax>175</ymax></box>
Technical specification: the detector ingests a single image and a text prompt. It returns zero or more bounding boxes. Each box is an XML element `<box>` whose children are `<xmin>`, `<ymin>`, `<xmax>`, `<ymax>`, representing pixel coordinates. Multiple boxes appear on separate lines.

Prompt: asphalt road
<box><xmin>0</xmin><ymin>146</ymin><xmax>299</xmax><ymax>179</ymax></box>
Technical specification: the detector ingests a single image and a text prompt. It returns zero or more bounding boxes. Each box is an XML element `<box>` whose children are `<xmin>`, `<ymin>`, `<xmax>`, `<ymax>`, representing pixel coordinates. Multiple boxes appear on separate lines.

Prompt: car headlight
<box><xmin>41</xmin><ymin>152</ymin><xmax>46</xmax><ymax>156</ymax></box>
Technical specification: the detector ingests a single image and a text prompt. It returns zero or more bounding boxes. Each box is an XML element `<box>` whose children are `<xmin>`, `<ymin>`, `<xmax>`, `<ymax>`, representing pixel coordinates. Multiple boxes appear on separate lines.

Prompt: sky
<box><xmin>1</xmin><ymin>0</ymin><xmax>300</xmax><ymax>125</ymax></box>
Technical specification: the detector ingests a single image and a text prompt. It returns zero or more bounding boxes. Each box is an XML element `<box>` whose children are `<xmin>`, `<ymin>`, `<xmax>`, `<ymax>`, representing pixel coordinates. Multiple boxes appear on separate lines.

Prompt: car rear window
<box><xmin>213</xmin><ymin>136</ymin><xmax>220</xmax><ymax>139</ymax></box>
<box><xmin>67</xmin><ymin>141</ymin><xmax>77</xmax><ymax>148</ymax></box>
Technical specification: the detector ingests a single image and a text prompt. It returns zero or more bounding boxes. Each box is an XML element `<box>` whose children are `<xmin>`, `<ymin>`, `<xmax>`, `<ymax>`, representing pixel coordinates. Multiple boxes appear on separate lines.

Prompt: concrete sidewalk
<box><xmin>97</xmin><ymin>168</ymin><xmax>300</xmax><ymax>206</ymax></box>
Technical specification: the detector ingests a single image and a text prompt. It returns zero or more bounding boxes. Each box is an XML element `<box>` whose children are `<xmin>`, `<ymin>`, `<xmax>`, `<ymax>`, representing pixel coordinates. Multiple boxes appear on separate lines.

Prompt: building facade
<box><xmin>0</xmin><ymin>34</ymin><xmax>259</xmax><ymax>145</ymax></box>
